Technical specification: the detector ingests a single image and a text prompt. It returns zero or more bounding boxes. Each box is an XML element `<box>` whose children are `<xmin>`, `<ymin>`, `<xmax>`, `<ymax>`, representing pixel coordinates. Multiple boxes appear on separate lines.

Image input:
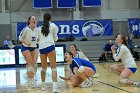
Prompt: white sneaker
<box><xmin>81</xmin><ymin>80</ymin><xmax>92</xmax><ymax>88</ymax></box>
<box><xmin>52</xmin><ymin>87</ymin><xmax>61</xmax><ymax>93</ymax></box>
<box><xmin>88</xmin><ymin>77</ymin><xmax>94</xmax><ymax>85</ymax></box>
<box><xmin>134</xmin><ymin>82</ymin><xmax>140</xmax><ymax>88</ymax></box>
<box><xmin>30</xmin><ymin>79</ymin><xmax>37</xmax><ymax>88</ymax></box>
<box><xmin>34</xmin><ymin>76</ymin><xmax>37</xmax><ymax>81</ymax></box>
<box><xmin>41</xmin><ymin>84</ymin><xmax>46</xmax><ymax>91</ymax></box>
<box><xmin>92</xmin><ymin>74</ymin><xmax>99</xmax><ymax>78</ymax></box>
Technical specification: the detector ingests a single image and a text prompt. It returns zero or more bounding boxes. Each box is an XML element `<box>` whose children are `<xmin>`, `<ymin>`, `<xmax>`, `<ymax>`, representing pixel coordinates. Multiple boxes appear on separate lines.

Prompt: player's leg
<box><xmin>40</xmin><ymin>53</ymin><xmax>47</xmax><ymax>91</ymax></box>
<box><xmin>22</xmin><ymin>50</ymin><xmax>35</xmax><ymax>88</ymax></box>
<box><xmin>72</xmin><ymin>67</ymin><xmax>95</xmax><ymax>87</ymax></box>
<box><xmin>32</xmin><ymin>48</ymin><xmax>38</xmax><ymax>80</ymax></box>
<box><xmin>119</xmin><ymin>67</ymin><xmax>140</xmax><ymax>87</ymax></box>
<box><xmin>48</xmin><ymin>50</ymin><xmax>61</xmax><ymax>92</ymax></box>
<box><xmin>110</xmin><ymin>64</ymin><xmax>124</xmax><ymax>75</ymax></box>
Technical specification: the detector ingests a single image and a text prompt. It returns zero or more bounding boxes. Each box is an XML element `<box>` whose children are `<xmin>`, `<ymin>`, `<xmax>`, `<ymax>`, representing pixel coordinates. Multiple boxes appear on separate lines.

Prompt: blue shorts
<box><xmin>128</xmin><ymin>68</ymin><xmax>137</xmax><ymax>73</ymax></box>
<box><xmin>39</xmin><ymin>45</ymin><xmax>55</xmax><ymax>54</ymax></box>
<box><xmin>21</xmin><ymin>45</ymin><xmax>36</xmax><ymax>52</ymax></box>
<box><xmin>36</xmin><ymin>44</ymin><xmax>39</xmax><ymax>49</ymax></box>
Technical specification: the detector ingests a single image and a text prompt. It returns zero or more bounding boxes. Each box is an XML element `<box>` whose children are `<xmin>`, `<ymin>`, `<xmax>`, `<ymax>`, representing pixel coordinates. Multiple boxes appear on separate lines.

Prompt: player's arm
<box><xmin>112</xmin><ymin>46</ymin><xmax>125</xmax><ymax>61</ymax></box>
<box><xmin>59</xmin><ymin>65</ymin><xmax>72</xmax><ymax>80</ymax></box>
<box><xmin>19</xmin><ymin>28</ymin><xmax>30</xmax><ymax>46</ymax></box>
<box><xmin>53</xmin><ymin>24</ymin><xmax>58</xmax><ymax>41</ymax></box>
<box><xmin>59</xmin><ymin>71</ymin><xmax>72</xmax><ymax>80</ymax></box>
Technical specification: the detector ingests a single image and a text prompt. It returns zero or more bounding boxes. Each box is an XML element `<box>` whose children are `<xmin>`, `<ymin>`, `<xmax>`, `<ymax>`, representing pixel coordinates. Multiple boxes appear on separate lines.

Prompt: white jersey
<box><xmin>75</xmin><ymin>51</ymin><xmax>89</xmax><ymax>61</ymax></box>
<box><xmin>113</xmin><ymin>44</ymin><xmax>137</xmax><ymax>68</ymax></box>
<box><xmin>38</xmin><ymin>22</ymin><xmax>58</xmax><ymax>49</ymax></box>
<box><xmin>19</xmin><ymin>26</ymin><xmax>39</xmax><ymax>47</ymax></box>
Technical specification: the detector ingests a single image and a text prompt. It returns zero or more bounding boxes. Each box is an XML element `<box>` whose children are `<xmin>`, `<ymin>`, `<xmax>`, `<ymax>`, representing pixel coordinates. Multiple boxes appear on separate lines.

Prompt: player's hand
<box><xmin>59</xmin><ymin>76</ymin><xmax>70</xmax><ymax>80</ymax></box>
<box><xmin>111</xmin><ymin>45</ymin><xmax>116</xmax><ymax>50</ymax></box>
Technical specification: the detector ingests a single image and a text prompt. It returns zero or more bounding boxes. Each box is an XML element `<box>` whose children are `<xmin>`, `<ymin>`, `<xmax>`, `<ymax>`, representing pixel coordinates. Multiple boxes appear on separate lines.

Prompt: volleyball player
<box><xmin>110</xmin><ymin>34</ymin><xmax>140</xmax><ymax>87</ymax></box>
<box><xmin>19</xmin><ymin>16</ymin><xmax>39</xmax><ymax>88</ymax></box>
<box><xmin>69</xmin><ymin>44</ymin><xmax>99</xmax><ymax>78</ymax></box>
<box><xmin>60</xmin><ymin>51</ymin><xmax>96</xmax><ymax>88</ymax></box>
<box><xmin>38</xmin><ymin>13</ymin><xmax>61</xmax><ymax>92</ymax></box>
<box><xmin>69</xmin><ymin>44</ymin><xmax>89</xmax><ymax>61</ymax></box>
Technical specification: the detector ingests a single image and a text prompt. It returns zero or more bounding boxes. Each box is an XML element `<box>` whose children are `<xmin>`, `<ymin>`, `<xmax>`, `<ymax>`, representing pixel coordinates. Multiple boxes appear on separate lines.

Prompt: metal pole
<box><xmin>1</xmin><ymin>0</ymin><xmax>6</xmax><ymax>13</ymax></box>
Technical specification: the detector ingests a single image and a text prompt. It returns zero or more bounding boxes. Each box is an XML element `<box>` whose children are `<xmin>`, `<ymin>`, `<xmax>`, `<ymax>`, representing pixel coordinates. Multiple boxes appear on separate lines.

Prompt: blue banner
<box><xmin>128</xmin><ymin>18</ymin><xmax>140</xmax><ymax>36</ymax></box>
<box><xmin>33</xmin><ymin>0</ymin><xmax>52</xmax><ymax>8</ymax></box>
<box><xmin>57</xmin><ymin>0</ymin><xmax>76</xmax><ymax>8</ymax></box>
<box><xmin>83</xmin><ymin>0</ymin><xmax>102</xmax><ymax>7</ymax></box>
<box><xmin>17</xmin><ymin>20</ymin><xmax>113</xmax><ymax>38</ymax></box>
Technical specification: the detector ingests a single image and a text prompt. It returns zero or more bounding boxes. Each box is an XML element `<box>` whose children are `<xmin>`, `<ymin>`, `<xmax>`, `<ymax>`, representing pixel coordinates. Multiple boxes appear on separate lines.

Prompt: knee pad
<box><xmin>41</xmin><ymin>68</ymin><xmax>47</xmax><ymax>72</ymax></box>
<box><xmin>27</xmin><ymin>65</ymin><xmax>34</xmax><ymax>73</ymax></box>
<box><xmin>51</xmin><ymin>68</ymin><xmax>57</xmax><ymax>71</ymax></box>
<box><xmin>77</xmin><ymin>66</ymin><xmax>84</xmax><ymax>73</ymax></box>
<box><xmin>119</xmin><ymin>79</ymin><xmax>128</xmax><ymax>84</ymax></box>
<box><xmin>33</xmin><ymin>63</ymin><xmax>38</xmax><ymax>68</ymax></box>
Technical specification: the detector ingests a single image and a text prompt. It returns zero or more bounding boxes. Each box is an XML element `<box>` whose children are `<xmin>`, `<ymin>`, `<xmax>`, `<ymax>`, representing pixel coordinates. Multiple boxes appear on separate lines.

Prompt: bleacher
<box><xmin>56</xmin><ymin>36</ymin><xmax>116</xmax><ymax>61</ymax></box>
<box><xmin>57</xmin><ymin>36</ymin><xmax>140</xmax><ymax>61</ymax></box>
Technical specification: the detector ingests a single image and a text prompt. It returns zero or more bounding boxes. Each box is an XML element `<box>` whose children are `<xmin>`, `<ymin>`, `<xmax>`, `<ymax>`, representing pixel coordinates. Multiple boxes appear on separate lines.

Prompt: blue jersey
<box><xmin>69</xmin><ymin>58</ymin><xmax>96</xmax><ymax>74</ymax></box>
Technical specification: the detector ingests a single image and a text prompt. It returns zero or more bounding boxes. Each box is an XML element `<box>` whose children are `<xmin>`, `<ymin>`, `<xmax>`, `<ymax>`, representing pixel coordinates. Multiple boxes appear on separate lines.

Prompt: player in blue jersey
<box><xmin>60</xmin><ymin>51</ymin><xmax>96</xmax><ymax>88</ymax></box>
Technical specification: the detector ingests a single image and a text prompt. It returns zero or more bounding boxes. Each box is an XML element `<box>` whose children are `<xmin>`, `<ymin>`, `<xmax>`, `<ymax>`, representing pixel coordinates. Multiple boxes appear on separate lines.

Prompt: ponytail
<box><xmin>41</xmin><ymin>13</ymin><xmax>51</xmax><ymax>36</ymax></box>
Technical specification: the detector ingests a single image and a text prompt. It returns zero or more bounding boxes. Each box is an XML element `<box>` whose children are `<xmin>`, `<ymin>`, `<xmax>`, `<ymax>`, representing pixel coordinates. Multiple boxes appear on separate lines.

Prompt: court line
<box><xmin>94</xmin><ymin>80</ymin><xmax>133</xmax><ymax>93</ymax></box>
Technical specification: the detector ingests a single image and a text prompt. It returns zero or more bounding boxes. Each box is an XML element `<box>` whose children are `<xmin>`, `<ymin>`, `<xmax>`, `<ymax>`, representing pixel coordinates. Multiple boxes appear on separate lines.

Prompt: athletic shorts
<box><xmin>39</xmin><ymin>45</ymin><xmax>55</xmax><ymax>54</ymax></box>
<box><xmin>128</xmin><ymin>68</ymin><xmax>137</xmax><ymax>73</ymax></box>
<box><xmin>21</xmin><ymin>45</ymin><xmax>35</xmax><ymax>52</ymax></box>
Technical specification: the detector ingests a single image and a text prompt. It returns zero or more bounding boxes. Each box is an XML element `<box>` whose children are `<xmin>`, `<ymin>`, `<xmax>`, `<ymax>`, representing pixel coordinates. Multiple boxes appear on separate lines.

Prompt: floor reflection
<box><xmin>0</xmin><ymin>66</ymin><xmax>65</xmax><ymax>88</ymax></box>
<box><xmin>0</xmin><ymin>68</ymin><xmax>16</xmax><ymax>88</ymax></box>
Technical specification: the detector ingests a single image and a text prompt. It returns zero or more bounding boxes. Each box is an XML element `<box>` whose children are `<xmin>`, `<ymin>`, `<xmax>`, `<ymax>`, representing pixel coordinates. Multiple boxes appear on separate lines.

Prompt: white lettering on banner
<box><xmin>72</xmin><ymin>25</ymin><xmax>80</xmax><ymax>34</ymax></box>
<box><xmin>132</xmin><ymin>25</ymin><xmax>139</xmax><ymax>31</ymax></box>
<box><xmin>59</xmin><ymin>25</ymin><xmax>71</xmax><ymax>34</ymax></box>
<box><xmin>59</xmin><ymin>25</ymin><xmax>80</xmax><ymax>35</ymax></box>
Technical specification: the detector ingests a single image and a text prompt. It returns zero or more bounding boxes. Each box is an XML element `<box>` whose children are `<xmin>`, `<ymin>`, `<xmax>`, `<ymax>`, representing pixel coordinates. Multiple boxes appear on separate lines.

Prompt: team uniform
<box><xmin>113</xmin><ymin>44</ymin><xmax>137</xmax><ymax>73</ymax></box>
<box><xmin>75</xmin><ymin>51</ymin><xmax>89</xmax><ymax>61</ymax></box>
<box><xmin>70</xmin><ymin>58</ymin><xmax>96</xmax><ymax>74</ymax></box>
<box><xmin>68</xmin><ymin>57</ymin><xmax>96</xmax><ymax>87</ymax></box>
<box><xmin>38</xmin><ymin>22</ymin><xmax>58</xmax><ymax>53</ymax></box>
<box><xmin>38</xmin><ymin>22</ymin><xmax>60</xmax><ymax>92</ymax></box>
<box><xmin>19</xmin><ymin>26</ymin><xmax>39</xmax><ymax>52</ymax></box>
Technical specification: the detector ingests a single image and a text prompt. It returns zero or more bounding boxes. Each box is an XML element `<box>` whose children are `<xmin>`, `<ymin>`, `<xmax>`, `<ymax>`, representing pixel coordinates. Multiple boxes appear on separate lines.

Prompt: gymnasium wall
<box><xmin>0</xmin><ymin>0</ymin><xmax>140</xmax><ymax>46</ymax></box>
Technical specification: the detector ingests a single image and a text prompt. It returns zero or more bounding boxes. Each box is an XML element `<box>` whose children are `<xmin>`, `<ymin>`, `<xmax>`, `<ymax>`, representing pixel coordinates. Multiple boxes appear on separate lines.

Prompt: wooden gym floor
<box><xmin>0</xmin><ymin>61</ymin><xmax>140</xmax><ymax>93</ymax></box>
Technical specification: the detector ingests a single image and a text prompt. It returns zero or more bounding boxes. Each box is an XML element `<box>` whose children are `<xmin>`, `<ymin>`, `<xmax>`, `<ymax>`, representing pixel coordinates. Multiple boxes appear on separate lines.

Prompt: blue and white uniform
<box><xmin>113</xmin><ymin>44</ymin><xmax>137</xmax><ymax>73</ymax></box>
<box><xmin>19</xmin><ymin>26</ymin><xmax>39</xmax><ymax>52</ymax></box>
<box><xmin>69</xmin><ymin>58</ymin><xmax>96</xmax><ymax>74</ymax></box>
<box><xmin>38</xmin><ymin>22</ymin><xmax>58</xmax><ymax>54</ymax></box>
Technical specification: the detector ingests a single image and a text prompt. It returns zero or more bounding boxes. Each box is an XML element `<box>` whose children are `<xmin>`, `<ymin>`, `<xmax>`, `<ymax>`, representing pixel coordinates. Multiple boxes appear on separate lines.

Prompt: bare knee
<box><xmin>110</xmin><ymin>64</ymin><xmax>118</xmax><ymax>71</ymax></box>
<box><xmin>71</xmin><ymin>81</ymin><xmax>78</xmax><ymax>87</ymax></box>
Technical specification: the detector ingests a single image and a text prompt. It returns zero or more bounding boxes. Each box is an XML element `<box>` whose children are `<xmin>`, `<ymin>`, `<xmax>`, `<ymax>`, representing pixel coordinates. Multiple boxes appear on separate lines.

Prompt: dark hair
<box><xmin>69</xmin><ymin>44</ymin><xmax>80</xmax><ymax>51</ymax></box>
<box><xmin>27</xmin><ymin>16</ymin><xmax>33</xmax><ymax>26</ymax></box>
<box><xmin>41</xmin><ymin>13</ymin><xmax>51</xmax><ymax>37</ymax></box>
<box><xmin>66</xmin><ymin>51</ymin><xmax>74</xmax><ymax>58</ymax></box>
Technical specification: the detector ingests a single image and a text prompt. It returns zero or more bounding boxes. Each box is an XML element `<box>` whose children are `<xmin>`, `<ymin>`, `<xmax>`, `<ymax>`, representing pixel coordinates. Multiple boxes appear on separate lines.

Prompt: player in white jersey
<box><xmin>110</xmin><ymin>34</ymin><xmax>140</xmax><ymax>87</ymax></box>
<box><xmin>19</xmin><ymin>16</ymin><xmax>39</xmax><ymax>88</ymax></box>
<box><xmin>38</xmin><ymin>13</ymin><xmax>61</xmax><ymax>92</ymax></box>
<box><xmin>69</xmin><ymin>44</ymin><xmax>89</xmax><ymax>61</ymax></box>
